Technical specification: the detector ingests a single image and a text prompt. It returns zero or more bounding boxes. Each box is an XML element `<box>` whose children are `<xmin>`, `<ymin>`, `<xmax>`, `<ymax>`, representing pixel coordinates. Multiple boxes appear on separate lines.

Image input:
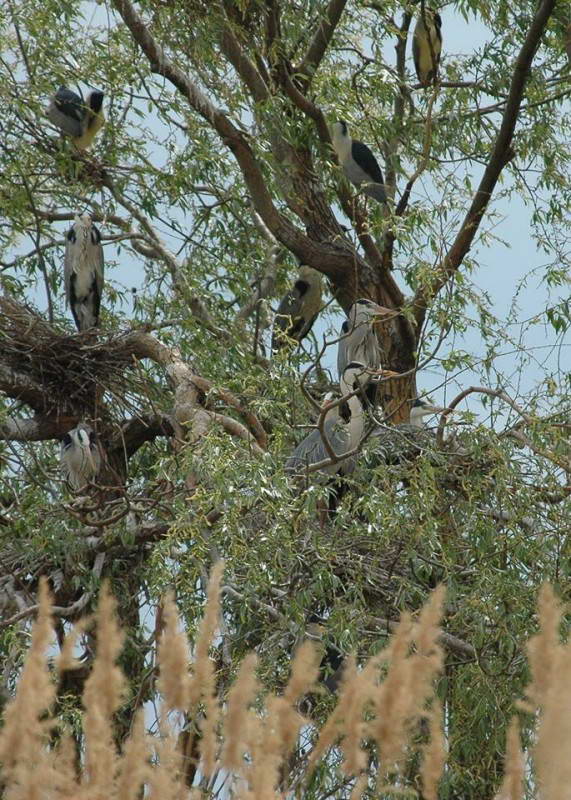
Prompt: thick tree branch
<box><xmin>122</xmin><ymin>330</ymin><xmax>265</xmax><ymax>453</ymax></box>
<box><xmin>0</xmin><ymin>416</ymin><xmax>78</xmax><ymax>442</ymax></box>
<box><xmin>112</xmin><ymin>0</ymin><xmax>281</xmax><ymax>227</ymax></box>
<box><xmin>110</xmin><ymin>414</ymin><xmax>176</xmax><ymax>459</ymax></box>
<box><xmin>218</xmin><ymin>13</ymin><xmax>270</xmax><ymax>103</ymax></box>
<box><xmin>411</xmin><ymin>0</ymin><xmax>557</xmax><ymax>329</ymax></box>
<box><xmin>296</xmin><ymin>0</ymin><xmax>349</xmax><ymax>89</ymax></box>
<box><xmin>0</xmin><ymin>365</ymin><xmax>48</xmax><ymax>414</ymax></box>
<box><xmin>190</xmin><ymin>375</ymin><xmax>267</xmax><ymax>450</ymax></box>
<box><xmin>110</xmin><ymin>0</ymin><xmax>367</xmax><ymax>292</ymax></box>
<box><xmin>0</xmin><ymin>296</ymin><xmax>264</xmax><ymax>454</ymax></box>
<box><xmin>385</xmin><ymin>9</ymin><xmax>413</xmax><ymax>198</ymax></box>
<box><xmin>367</xmin><ymin>615</ymin><xmax>476</xmax><ymax>662</ymax></box>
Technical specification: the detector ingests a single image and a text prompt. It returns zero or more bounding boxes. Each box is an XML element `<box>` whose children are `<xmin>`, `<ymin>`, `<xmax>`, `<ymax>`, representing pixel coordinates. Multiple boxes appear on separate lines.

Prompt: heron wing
<box><xmin>337</xmin><ymin>320</ymin><xmax>349</xmax><ymax>379</ymax></box>
<box><xmin>92</xmin><ymin>224</ymin><xmax>105</xmax><ymax>319</ymax></box>
<box><xmin>412</xmin><ymin>27</ymin><xmax>422</xmax><ymax>83</ymax></box>
<box><xmin>63</xmin><ymin>225</ymin><xmax>76</xmax><ymax>309</ymax></box>
<box><xmin>286</xmin><ymin>417</ymin><xmax>348</xmax><ymax>475</ymax></box>
<box><xmin>47</xmin><ymin>88</ymin><xmax>84</xmax><ymax>137</ymax></box>
<box><xmin>344</xmin><ymin>319</ymin><xmax>370</xmax><ymax>363</ymax></box>
<box><xmin>351</xmin><ymin>140</ymin><xmax>384</xmax><ymax>185</ymax></box>
<box><xmin>363</xmin><ymin>329</ymin><xmax>381</xmax><ymax>371</ymax></box>
<box><xmin>272</xmin><ymin>281</ymin><xmax>307</xmax><ymax>350</ymax></box>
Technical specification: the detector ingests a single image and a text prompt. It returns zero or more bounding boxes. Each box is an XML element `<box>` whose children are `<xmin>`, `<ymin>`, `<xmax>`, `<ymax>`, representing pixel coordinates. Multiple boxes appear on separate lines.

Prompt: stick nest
<box><xmin>0</xmin><ymin>296</ymin><xmax>144</xmax><ymax>416</ymax></box>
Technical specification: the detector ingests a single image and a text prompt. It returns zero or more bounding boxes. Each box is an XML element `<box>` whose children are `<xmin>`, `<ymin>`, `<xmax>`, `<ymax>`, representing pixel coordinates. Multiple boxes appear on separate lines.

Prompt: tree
<box><xmin>0</xmin><ymin>0</ymin><xmax>570</xmax><ymax>796</ymax></box>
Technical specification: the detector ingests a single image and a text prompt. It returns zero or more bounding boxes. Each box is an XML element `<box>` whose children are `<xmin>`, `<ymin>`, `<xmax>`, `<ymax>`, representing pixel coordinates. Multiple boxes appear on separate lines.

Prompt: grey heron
<box><xmin>285</xmin><ymin>361</ymin><xmax>368</xmax><ymax>480</ymax></box>
<box><xmin>366</xmin><ymin>398</ymin><xmax>450</xmax><ymax>468</ymax></box>
<box><xmin>330</xmin><ymin>120</ymin><xmax>387</xmax><ymax>204</ymax></box>
<box><xmin>337</xmin><ymin>299</ymin><xmax>393</xmax><ymax>406</ymax></box>
<box><xmin>272</xmin><ymin>266</ymin><xmax>323</xmax><ymax>352</ymax></box>
<box><xmin>64</xmin><ymin>213</ymin><xmax>104</xmax><ymax>331</ymax></box>
<box><xmin>412</xmin><ymin>8</ymin><xmax>442</xmax><ymax>86</ymax></box>
<box><xmin>60</xmin><ymin>423</ymin><xmax>101</xmax><ymax>490</ymax></box>
<box><xmin>409</xmin><ymin>398</ymin><xmax>447</xmax><ymax>427</ymax></box>
<box><xmin>47</xmin><ymin>86</ymin><xmax>105</xmax><ymax>150</ymax></box>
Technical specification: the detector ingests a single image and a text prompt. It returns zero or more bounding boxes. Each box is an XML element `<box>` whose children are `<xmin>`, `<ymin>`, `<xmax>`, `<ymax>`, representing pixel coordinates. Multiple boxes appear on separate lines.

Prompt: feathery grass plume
<box><xmin>493</xmin><ymin>718</ymin><xmax>524</xmax><ymax>800</ymax></box>
<box><xmin>420</xmin><ymin>701</ymin><xmax>446</xmax><ymax>800</ymax></box>
<box><xmin>189</xmin><ymin>560</ymin><xmax>224</xmax><ymax>779</ymax></box>
<box><xmin>306</xmin><ymin>586</ymin><xmax>445</xmax><ymax>790</ymax></box>
<box><xmin>220</xmin><ymin>652</ymin><xmax>259</xmax><ymax>772</ymax></box>
<box><xmin>306</xmin><ymin>654</ymin><xmax>364</xmax><ymax>778</ymax></box>
<box><xmin>56</xmin><ymin>616</ymin><xmax>91</xmax><ymax>673</ymax></box>
<box><xmin>0</xmin><ymin>578</ymin><xmax>58</xmax><ymax>799</ymax></box>
<box><xmin>349</xmin><ymin>773</ymin><xmax>368</xmax><ymax>799</ymax></box>
<box><xmin>408</xmin><ymin>584</ymin><xmax>445</xmax><ymax>701</ymax></box>
<box><xmin>82</xmin><ymin>580</ymin><xmax>126</xmax><ymax>798</ymax></box>
<box><xmin>147</xmin><ymin>730</ymin><xmax>184</xmax><ymax>800</ymax></box>
<box><xmin>248</xmin><ymin>640</ymin><xmax>319</xmax><ymax>797</ymax></box>
<box><xmin>246</xmin><ymin>707</ymin><xmax>280</xmax><ymax>800</ymax></box>
<box><xmin>116</xmin><ymin>710</ymin><xmax>150</xmax><ymax>800</ymax></box>
<box><xmin>52</xmin><ymin>733</ymin><xmax>80</xmax><ymax>800</ymax></box>
<box><xmin>280</xmin><ymin>639</ymin><xmax>320</xmax><ymax>749</ymax></box>
<box><xmin>158</xmin><ymin>591</ymin><xmax>192</xmax><ymax>711</ymax></box>
<box><xmin>372</xmin><ymin>587</ymin><xmax>444</xmax><ymax>785</ymax></box>
<box><xmin>522</xmin><ymin>583</ymin><xmax>562</xmax><ymax>712</ymax></box>
<box><xmin>525</xmin><ymin>584</ymin><xmax>571</xmax><ymax>800</ymax></box>
<box><xmin>369</xmin><ymin>610</ymin><xmax>416</xmax><ymax>778</ymax></box>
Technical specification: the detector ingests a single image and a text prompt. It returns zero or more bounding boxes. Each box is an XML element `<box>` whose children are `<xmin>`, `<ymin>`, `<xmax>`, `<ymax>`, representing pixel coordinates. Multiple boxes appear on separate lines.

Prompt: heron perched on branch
<box><xmin>271</xmin><ymin>266</ymin><xmax>323</xmax><ymax>352</ymax></box>
<box><xmin>337</xmin><ymin>299</ymin><xmax>393</xmax><ymax>405</ymax></box>
<box><xmin>413</xmin><ymin>8</ymin><xmax>442</xmax><ymax>86</ymax></box>
<box><xmin>47</xmin><ymin>86</ymin><xmax>105</xmax><ymax>150</ymax></box>
<box><xmin>330</xmin><ymin>120</ymin><xmax>387</xmax><ymax>204</ymax></box>
<box><xmin>60</xmin><ymin>423</ymin><xmax>101</xmax><ymax>490</ymax></box>
<box><xmin>285</xmin><ymin>361</ymin><xmax>367</xmax><ymax>480</ymax></box>
<box><xmin>64</xmin><ymin>214</ymin><xmax>104</xmax><ymax>331</ymax></box>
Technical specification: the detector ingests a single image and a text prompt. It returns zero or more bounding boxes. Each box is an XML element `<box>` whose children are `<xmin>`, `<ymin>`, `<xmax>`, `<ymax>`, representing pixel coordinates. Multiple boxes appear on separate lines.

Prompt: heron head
<box><xmin>409</xmin><ymin>398</ymin><xmax>448</xmax><ymax>426</ymax></box>
<box><xmin>72</xmin><ymin>213</ymin><xmax>93</xmax><ymax>233</ymax></box>
<box><xmin>87</xmin><ymin>90</ymin><xmax>104</xmax><ymax>114</ymax></box>
<box><xmin>331</xmin><ymin>120</ymin><xmax>348</xmax><ymax>139</ymax></box>
<box><xmin>351</xmin><ymin>298</ymin><xmax>393</xmax><ymax>324</ymax></box>
<box><xmin>76</xmin><ymin>426</ymin><xmax>97</xmax><ymax>473</ymax></box>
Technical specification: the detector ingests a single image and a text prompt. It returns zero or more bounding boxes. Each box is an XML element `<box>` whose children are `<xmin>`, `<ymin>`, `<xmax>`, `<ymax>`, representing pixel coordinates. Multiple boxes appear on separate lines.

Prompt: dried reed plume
<box><xmin>1</xmin><ymin>571</ymin><xmax>569</xmax><ymax>797</ymax></box>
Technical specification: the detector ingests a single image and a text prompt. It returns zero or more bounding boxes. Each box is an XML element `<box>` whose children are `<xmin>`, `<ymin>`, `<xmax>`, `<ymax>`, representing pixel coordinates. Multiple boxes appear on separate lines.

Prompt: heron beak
<box><xmin>422</xmin><ymin>405</ymin><xmax>456</xmax><ymax>416</ymax></box>
<box><xmin>370</xmin><ymin>302</ymin><xmax>394</xmax><ymax>319</ymax></box>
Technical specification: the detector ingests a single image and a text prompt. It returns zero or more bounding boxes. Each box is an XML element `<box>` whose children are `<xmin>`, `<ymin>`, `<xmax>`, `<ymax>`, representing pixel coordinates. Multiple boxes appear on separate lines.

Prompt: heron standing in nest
<box><xmin>285</xmin><ymin>361</ymin><xmax>368</xmax><ymax>481</ymax></box>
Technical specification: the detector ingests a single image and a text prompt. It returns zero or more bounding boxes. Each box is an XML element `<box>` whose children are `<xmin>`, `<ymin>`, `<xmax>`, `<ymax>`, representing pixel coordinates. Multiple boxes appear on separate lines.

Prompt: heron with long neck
<box><xmin>285</xmin><ymin>361</ymin><xmax>368</xmax><ymax>480</ymax></box>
